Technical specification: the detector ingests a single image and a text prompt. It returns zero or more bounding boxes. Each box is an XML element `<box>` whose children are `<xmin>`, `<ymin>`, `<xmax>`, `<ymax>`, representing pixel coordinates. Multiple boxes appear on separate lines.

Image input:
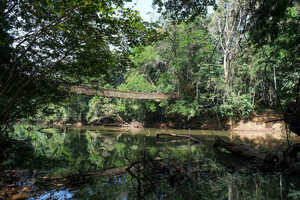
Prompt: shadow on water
<box><xmin>0</xmin><ymin>125</ymin><xmax>300</xmax><ymax>199</ymax></box>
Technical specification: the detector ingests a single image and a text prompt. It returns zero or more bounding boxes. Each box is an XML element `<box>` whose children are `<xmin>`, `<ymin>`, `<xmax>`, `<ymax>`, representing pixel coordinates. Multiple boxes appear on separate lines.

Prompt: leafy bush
<box><xmin>86</xmin><ymin>96</ymin><xmax>119</xmax><ymax>124</ymax></box>
<box><xmin>33</xmin><ymin>104</ymin><xmax>68</xmax><ymax>122</ymax></box>
<box><xmin>218</xmin><ymin>94</ymin><xmax>254</xmax><ymax>120</ymax></box>
<box><xmin>167</xmin><ymin>100</ymin><xmax>200</xmax><ymax>120</ymax></box>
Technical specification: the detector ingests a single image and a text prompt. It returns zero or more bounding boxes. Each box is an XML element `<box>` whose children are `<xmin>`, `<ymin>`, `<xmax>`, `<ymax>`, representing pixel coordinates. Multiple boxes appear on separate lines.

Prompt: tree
<box><xmin>246</xmin><ymin>0</ymin><xmax>296</xmax><ymax>46</ymax></box>
<box><xmin>209</xmin><ymin>0</ymin><xmax>249</xmax><ymax>93</ymax></box>
<box><xmin>153</xmin><ymin>0</ymin><xmax>216</xmax><ymax>21</ymax></box>
<box><xmin>248</xmin><ymin>3</ymin><xmax>300</xmax><ymax>134</ymax></box>
<box><xmin>153</xmin><ymin>0</ymin><xmax>296</xmax><ymax>44</ymax></box>
<box><xmin>0</xmin><ymin>0</ymin><xmax>159</xmax><ymax>130</ymax></box>
<box><xmin>129</xmin><ymin>19</ymin><xmax>225</xmax><ymax>121</ymax></box>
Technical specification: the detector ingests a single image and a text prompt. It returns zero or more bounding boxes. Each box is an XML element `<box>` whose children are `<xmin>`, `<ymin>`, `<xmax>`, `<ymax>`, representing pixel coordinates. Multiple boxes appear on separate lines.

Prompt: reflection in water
<box><xmin>5</xmin><ymin>126</ymin><xmax>300</xmax><ymax>199</ymax></box>
<box><xmin>231</xmin><ymin>130</ymin><xmax>286</xmax><ymax>140</ymax></box>
<box><xmin>116</xmin><ymin>192</ymin><xmax>128</xmax><ymax>200</ymax></box>
<box><xmin>230</xmin><ymin>130</ymin><xmax>300</xmax><ymax>151</ymax></box>
<box><xmin>29</xmin><ymin>189</ymin><xmax>73</xmax><ymax>200</ymax></box>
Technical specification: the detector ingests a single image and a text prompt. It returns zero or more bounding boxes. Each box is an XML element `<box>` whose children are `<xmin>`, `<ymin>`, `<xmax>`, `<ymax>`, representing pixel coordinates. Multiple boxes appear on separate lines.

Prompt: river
<box><xmin>1</xmin><ymin>125</ymin><xmax>300</xmax><ymax>200</ymax></box>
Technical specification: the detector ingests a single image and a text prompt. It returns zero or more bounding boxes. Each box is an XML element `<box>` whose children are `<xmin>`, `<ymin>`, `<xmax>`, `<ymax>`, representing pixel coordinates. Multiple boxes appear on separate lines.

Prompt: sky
<box><xmin>126</xmin><ymin>0</ymin><xmax>159</xmax><ymax>22</ymax></box>
<box><xmin>127</xmin><ymin>0</ymin><xmax>214</xmax><ymax>22</ymax></box>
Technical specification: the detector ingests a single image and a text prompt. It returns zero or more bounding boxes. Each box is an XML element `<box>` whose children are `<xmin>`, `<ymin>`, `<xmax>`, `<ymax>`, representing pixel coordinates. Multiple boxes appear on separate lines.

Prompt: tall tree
<box><xmin>209</xmin><ymin>0</ymin><xmax>248</xmax><ymax>92</ymax></box>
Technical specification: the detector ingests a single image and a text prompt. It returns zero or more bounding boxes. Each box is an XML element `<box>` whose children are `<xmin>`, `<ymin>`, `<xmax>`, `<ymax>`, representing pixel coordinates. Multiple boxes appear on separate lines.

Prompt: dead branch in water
<box><xmin>35</xmin><ymin>166</ymin><xmax>128</xmax><ymax>187</ymax></box>
<box><xmin>264</xmin><ymin>118</ymin><xmax>284</xmax><ymax>123</ymax></box>
<box><xmin>156</xmin><ymin>133</ymin><xmax>202</xmax><ymax>144</ymax></box>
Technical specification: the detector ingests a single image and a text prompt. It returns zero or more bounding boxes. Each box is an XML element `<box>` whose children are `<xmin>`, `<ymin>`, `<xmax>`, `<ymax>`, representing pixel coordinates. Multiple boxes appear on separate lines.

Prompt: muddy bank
<box><xmin>146</xmin><ymin>110</ymin><xmax>285</xmax><ymax>132</ymax></box>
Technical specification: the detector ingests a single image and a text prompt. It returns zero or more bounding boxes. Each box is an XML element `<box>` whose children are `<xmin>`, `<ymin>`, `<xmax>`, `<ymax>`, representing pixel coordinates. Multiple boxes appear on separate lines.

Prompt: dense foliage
<box><xmin>23</xmin><ymin>1</ymin><xmax>299</xmax><ymax>130</ymax></box>
<box><xmin>1</xmin><ymin>0</ymin><xmax>298</xmax><ymax>129</ymax></box>
<box><xmin>1</xmin><ymin>1</ymin><xmax>299</xmax><ymax>198</ymax></box>
<box><xmin>0</xmin><ymin>0</ymin><xmax>159</xmax><ymax>130</ymax></box>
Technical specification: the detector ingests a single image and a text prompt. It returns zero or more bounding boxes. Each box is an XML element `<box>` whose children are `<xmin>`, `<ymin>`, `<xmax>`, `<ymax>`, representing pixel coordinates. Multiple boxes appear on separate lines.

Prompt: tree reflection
<box><xmin>5</xmin><ymin>125</ymin><xmax>300</xmax><ymax>200</ymax></box>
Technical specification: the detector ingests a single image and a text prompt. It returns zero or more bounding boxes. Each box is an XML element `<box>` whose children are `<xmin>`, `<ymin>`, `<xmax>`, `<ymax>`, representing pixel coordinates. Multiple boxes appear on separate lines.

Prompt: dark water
<box><xmin>2</xmin><ymin>125</ymin><xmax>300</xmax><ymax>200</ymax></box>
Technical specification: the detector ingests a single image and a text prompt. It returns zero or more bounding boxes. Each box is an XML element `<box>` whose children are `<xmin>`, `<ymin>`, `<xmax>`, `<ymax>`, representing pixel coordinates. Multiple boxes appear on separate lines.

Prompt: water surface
<box><xmin>3</xmin><ymin>126</ymin><xmax>300</xmax><ymax>200</ymax></box>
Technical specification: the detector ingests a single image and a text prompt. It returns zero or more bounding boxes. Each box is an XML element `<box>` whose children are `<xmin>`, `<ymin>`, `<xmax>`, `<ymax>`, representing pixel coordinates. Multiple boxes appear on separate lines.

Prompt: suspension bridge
<box><xmin>69</xmin><ymin>85</ymin><xmax>180</xmax><ymax>100</ymax></box>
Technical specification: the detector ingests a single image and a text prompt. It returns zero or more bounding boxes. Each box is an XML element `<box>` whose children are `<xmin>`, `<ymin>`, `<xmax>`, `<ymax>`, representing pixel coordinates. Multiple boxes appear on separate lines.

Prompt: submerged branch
<box><xmin>35</xmin><ymin>166</ymin><xmax>128</xmax><ymax>187</ymax></box>
<box><xmin>156</xmin><ymin>132</ymin><xmax>202</xmax><ymax>144</ymax></box>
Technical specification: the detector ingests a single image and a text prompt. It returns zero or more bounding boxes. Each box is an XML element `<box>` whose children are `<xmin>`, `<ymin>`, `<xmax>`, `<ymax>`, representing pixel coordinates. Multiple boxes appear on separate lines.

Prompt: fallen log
<box><xmin>156</xmin><ymin>133</ymin><xmax>202</xmax><ymax>144</ymax></box>
<box><xmin>36</xmin><ymin>157</ymin><xmax>166</xmax><ymax>186</ymax></box>
<box><xmin>214</xmin><ymin>137</ymin><xmax>300</xmax><ymax>174</ymax></box>
<box><xmin>213</xmin><ymin>137</ymin><xmax>279</xmax><ymax>165</ymax></box>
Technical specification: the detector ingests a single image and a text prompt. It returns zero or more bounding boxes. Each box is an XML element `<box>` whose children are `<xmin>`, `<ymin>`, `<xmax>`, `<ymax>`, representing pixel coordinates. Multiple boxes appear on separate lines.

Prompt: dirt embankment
<box><xmin>230</xmin><ymin>110</ymin><xmax>284</xmax><ymax>132</ymax></box>
<box><xmin>148</xmin><ymin>110</ymin><xmax>285</xmax><ymax>132</ymax></box>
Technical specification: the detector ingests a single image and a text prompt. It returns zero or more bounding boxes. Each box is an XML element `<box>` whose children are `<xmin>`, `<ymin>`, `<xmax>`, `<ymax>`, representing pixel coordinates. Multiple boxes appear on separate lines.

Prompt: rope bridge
<box><xmin>69</xmin><ymin>85</ymin><xmax>180</xmax><ymax>100</ymax></box>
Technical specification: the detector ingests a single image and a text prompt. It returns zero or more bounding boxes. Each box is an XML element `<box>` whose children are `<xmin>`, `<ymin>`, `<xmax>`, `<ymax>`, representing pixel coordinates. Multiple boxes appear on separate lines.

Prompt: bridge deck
<box><xmin>70</xmin><ymin>85</ymin><xmax>179</xmax><ymax>100</ymax></box>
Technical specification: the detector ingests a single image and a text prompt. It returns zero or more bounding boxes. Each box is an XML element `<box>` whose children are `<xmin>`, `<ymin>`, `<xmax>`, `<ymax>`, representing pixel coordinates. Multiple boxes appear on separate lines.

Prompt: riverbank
<box><xmin>41</xmin><ymin>109</ymin><xmax>285</xmax><ymax>133</ymax></box>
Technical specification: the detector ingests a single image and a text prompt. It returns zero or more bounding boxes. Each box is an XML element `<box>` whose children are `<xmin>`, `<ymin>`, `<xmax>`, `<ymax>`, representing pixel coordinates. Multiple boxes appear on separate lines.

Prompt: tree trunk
<box><xmin>228</xmin><ymin>173</ymin><xmax>233</xmax><ymax>200</ymax></box>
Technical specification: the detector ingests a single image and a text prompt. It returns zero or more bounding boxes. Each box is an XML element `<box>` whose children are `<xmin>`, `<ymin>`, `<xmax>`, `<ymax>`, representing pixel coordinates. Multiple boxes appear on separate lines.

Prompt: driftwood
<box><xmin>156</xmin><ymin>133</ymin><xmax>202</xmax><ymax>144</ymax></box>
